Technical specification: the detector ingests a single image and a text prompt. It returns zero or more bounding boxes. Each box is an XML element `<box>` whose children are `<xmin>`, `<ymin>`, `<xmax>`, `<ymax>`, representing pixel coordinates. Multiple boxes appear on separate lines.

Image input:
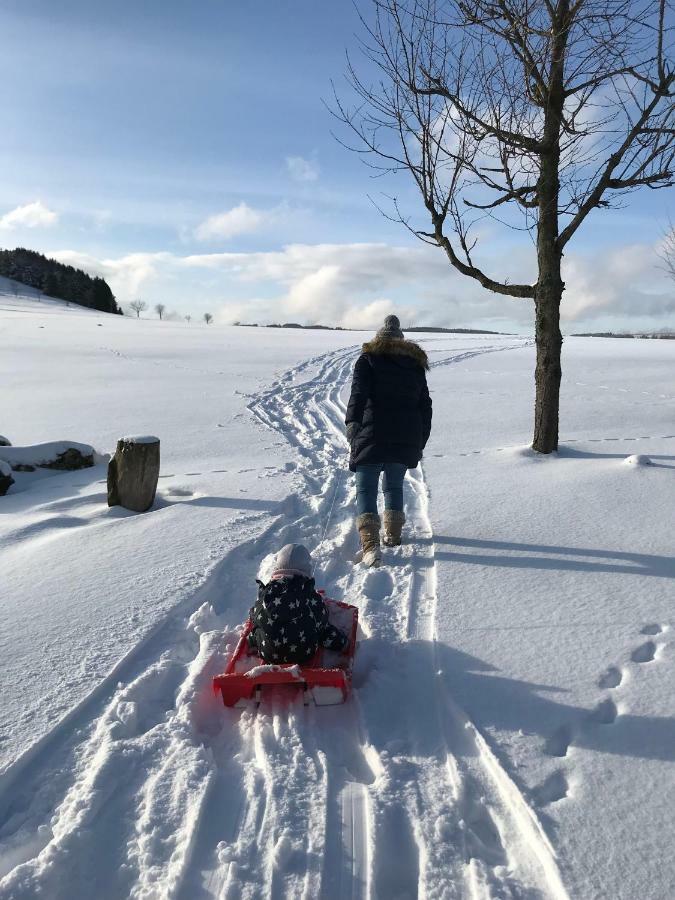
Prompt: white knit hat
<box><xmin>271</xmin><ymin>543</ymin><xmax>313</xmax><ymax>579</ymax></box>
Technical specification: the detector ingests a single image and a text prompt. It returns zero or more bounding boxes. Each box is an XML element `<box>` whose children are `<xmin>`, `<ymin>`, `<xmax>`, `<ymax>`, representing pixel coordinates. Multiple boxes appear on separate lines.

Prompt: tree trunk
<box><xmin>532</xmin><ymin>1</ymin><xmax>568</xmax><ymax>454</ymax></box>
<box><xmin>533</xmin><ymin>290</ymin><xmax>563</xmax><ymax>452</ymax></box>
<box><xmin>107</xmin><ymin>436</ymin><xmax>160</xmax><ymax>512</ymax></box>
<box><xmin>533</xmin><ymin>160</ymin><xmax>564</xmax><ymax>453</ymax></box>
<box><xmin>532</xmin><ymin>208</ymin><xmax>564</xmax><ymax>452</ymax></box>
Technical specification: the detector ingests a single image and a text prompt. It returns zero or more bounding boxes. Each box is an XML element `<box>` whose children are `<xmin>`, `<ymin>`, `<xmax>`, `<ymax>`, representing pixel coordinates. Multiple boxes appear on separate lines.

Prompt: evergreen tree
<box><xmin>0</xmin><ymin>247</ymin><xmax>121</xmax><ymax>314</ymax></box>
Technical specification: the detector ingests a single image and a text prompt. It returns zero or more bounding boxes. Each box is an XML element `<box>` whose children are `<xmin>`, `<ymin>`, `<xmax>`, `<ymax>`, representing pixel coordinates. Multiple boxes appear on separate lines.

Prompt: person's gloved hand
<box><xmin>346</xmin><ymin>422</ymin><xmax>360</xmax><ymax>444</ymax></box>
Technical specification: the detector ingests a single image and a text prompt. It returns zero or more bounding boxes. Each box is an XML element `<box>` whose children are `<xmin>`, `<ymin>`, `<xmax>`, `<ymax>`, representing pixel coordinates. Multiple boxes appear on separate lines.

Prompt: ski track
<box><xmin>0</xmin><ymin>339</ymin><xmax>568</xmax><ymax>900</ymax></box>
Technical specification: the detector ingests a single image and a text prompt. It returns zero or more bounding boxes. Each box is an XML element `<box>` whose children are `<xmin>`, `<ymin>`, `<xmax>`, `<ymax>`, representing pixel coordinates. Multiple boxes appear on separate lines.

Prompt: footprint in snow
<box><xmin>597</xmin><ymin>666</ymin><xmax>623</xmax><ymax>690</ymax></box>
<box><xmin>544</xmin><ymin>723</ymin><xmax>573</xmax><ymax>758</ymax></box>
<box><xmin>166</xmin><ymin>487</ymin><xmax>194</xmax><ymax>498</ymax></box>
<box><xmin>533</xmin><ymin>769</ymin><xmax>569</xmax><ymax>806</ymax></box>
<box><xmin>362</xmin><ymin>568</ymin><xmax>394</xmax><ymax>601</ymax></box>
<box><xmin>590</xmin><ymin>697</ymin><xmax>618</xmax><ymax>725</ymax></box>
<box><xmin>462</xmin><ymin>790</ymin><xmax>507</xmax><ymax>866</ymax></box>
<box><xmin>631</xmin><ymin>641</ymin><xmax>657</xmax><ymax>664</ymax></box>
<box><xmin>640</xmin><ymin>624</ymin><xmax>663</xmax><ymax>636</ymax></box>
<box><xmin>109</xmin><ymin>658</ymin><xmax>189</xmax><ymax>740</ymax></box>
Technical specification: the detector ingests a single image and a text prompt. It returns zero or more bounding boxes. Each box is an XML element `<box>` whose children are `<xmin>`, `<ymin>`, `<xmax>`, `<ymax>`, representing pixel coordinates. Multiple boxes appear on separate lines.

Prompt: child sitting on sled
<box><xmin>248</xmin><ymin>543</ymin><xmax>349</xmax><ymax>664</ymax></box>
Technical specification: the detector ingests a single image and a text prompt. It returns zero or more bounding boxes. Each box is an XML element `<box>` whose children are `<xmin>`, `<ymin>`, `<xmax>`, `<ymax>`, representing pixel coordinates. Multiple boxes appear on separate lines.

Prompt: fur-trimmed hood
<box><xmin>361</xmin><ymin>337</ymin><xmax>429</xmax><ymax>370</ymax></box>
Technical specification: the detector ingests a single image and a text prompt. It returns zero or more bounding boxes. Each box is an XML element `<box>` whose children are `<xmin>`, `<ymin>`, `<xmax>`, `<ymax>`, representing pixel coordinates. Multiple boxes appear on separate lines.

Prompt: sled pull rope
<box><xmin>313</xmin><ymin>467</ymin><xmax>343</xmax><ymax>574</ymax></box>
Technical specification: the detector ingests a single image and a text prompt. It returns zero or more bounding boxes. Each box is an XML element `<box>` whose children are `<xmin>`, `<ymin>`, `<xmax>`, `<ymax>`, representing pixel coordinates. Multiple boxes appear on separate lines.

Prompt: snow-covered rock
<box><xmin>0</xmin><ymin>459</ymin><xmax>14</xmax><ymax>495</ymax></box>
<box><xmin>0</xmin><ymin>441</ymin><xmax>95</xmax><ymax>471</ymax></box>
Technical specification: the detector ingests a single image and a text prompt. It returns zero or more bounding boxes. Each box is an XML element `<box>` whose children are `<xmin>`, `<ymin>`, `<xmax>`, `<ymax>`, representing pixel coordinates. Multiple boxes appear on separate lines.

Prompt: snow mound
<box><xmin>623</xmin><ymin>454</ymin><xmax>652</xmax><ymax>467</ymax></box>
<box><xmin>0</xmin><ymin>441</ymin><xmax>95</xmax><ymax>470</ymax></box>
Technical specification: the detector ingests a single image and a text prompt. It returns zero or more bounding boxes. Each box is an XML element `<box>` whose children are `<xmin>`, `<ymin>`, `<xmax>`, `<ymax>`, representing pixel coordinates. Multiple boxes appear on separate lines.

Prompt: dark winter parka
<box><xmin>345</xmin><ymin>337</ymin><xmax>432</xmax><ymax>472</ymax></box>
<box><xmin>248</xmin><ymin>575</ymin><xmax>348</xmax><ymax>664</ymax></box>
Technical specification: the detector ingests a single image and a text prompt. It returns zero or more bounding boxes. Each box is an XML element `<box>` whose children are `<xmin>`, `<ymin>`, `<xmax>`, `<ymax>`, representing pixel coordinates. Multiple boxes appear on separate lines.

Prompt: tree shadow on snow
<box><xmin>357</xmin><ymin>636</ymin><xmax>675</xmax><ymax>771</ymax></box>
<box><xmin>155</xmin><ymin>494</ymin><xmax>284</xmax><ymax>513</ymax></box>
<box><xmin>431</xmin><ymin>535</ymin><xmax>675</xmax><ymax>579</ymax></box>
<box><xmin>558</xmin><ymin>446</ymin><xmax>675</xmax><ymax>469</ymax></box>
<box><xmin>428</xmin><ymin>640</ymin><xmax>675</xmax><ymax>764</ymax></box>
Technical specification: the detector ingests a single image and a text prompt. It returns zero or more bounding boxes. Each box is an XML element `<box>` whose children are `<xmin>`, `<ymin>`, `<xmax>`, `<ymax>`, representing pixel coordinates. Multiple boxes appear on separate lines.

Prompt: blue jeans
<box><xmin>355</xmin><ymin>463</ymin><xmax>407</xmax><ymax>516</ymax></box>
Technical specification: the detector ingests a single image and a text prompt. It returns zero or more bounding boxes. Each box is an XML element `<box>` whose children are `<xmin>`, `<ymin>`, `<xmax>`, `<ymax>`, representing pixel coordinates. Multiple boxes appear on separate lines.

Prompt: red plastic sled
<box><xmin>213</xmin><ymin>598</ymin><xmax>358</xmax><ymax>707</ymax></box>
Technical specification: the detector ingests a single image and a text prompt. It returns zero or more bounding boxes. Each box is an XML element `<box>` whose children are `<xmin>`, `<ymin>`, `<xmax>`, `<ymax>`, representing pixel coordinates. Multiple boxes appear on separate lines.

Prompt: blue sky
<box><xmin>0</xmin><ymin>0</ymin><xmax>673</xmax><ymax>332</ymax></box>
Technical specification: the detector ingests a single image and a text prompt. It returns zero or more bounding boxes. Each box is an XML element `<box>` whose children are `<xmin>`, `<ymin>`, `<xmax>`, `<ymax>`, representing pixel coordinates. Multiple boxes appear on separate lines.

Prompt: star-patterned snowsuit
<box><xmin>248</xmin><ymin>574</ymin><xmax>349</xmax><ymax>664</ymax></box>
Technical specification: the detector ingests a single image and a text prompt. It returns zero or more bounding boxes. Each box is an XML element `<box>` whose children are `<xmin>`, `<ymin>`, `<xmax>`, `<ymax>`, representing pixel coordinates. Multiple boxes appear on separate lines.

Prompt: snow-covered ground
<box><xmin>0</xmin><ymin>290</ymin><xmax>673</xmax><ymax>899</ymax></box>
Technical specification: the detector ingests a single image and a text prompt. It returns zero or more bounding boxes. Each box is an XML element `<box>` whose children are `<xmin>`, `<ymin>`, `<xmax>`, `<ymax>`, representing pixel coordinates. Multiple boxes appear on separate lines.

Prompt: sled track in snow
<box><xmin>181</xmin><ymin>339</ymin><xmax>568</xmax><ymax>899</ymax></box>
<box><xmin>0</xmin><ymin>339</ymin><xmax>568</xmax><ymax>899</ymax></box>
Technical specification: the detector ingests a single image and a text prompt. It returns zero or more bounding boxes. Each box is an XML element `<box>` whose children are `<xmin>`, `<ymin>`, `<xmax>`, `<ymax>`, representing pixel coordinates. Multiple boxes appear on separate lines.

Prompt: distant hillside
<box><xmin>572</xmin><ymin>331</ymin><xmax>675</xmax><ymax>340</ymax></box>
<box><xmin>406</xmin><ymin>326</ymin><xmax>511</xmax><ymax>335</ymax></box>
<box><xmin>0</xmin><ymin>247</ymin><xmax>121</xmax><ymax>315</ymax></box>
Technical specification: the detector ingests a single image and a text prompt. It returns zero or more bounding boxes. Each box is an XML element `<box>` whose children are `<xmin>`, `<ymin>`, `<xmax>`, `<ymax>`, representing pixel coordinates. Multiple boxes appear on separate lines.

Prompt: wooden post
<box><xmin>107</xmin><ymin>436</ymin><xmax>160</xmax><ymax>512</ymax></box>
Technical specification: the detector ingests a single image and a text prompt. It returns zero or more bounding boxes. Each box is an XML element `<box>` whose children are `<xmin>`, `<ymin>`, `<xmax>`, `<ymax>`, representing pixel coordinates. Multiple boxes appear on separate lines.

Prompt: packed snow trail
<box><xmin>0</xmin><ymin>339</ymin><xmax>567</xmax><ymax>899</ymax></box>
<box><xmin>178</xmin><ymin>339</ymin><xmax>566</xmax><ymax>900</ymax></box>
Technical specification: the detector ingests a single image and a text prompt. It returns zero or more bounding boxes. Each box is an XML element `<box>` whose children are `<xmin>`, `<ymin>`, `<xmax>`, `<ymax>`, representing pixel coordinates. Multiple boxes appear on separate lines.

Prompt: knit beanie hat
<box><xmin>376</xmin><ymin>314</ymin><xmax>404</xmax><ymax>340</ymax></box>
<box><xmin>271</xmin><ymin>543</ymin><xmax>313</xmax><ymax>579</ymax></box>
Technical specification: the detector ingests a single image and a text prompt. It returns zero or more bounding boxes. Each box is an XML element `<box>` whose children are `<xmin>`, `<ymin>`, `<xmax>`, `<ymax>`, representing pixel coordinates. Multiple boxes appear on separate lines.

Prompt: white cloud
<box><xmin>50</xmin><ymin>250</ymin><xmax>170</xmax><ymax>299</ymax></box>
<box><xmin>46</xmin><ymin>239</ymin><xmax>674</xmax><ymax>332</ymax></box>
<box><xmin>0</xmin><ymin>201</ymin><xmax>58</xmax><ymax>230</ymax></box>
<box><xmin>561</xmin><ymin>243</ymin><xmax>674</xmax><ymax>325</ymax></box>
<box><xmin>186</xmin><ymin>242</ymin><xmax>511</xmax><ymax>328</ymax></box>
<box><xmin>194</xmin><ymin>203</ymin><xmax>266</xmax><ymax>241</ymax></box>
<box><xmin>286</xmin><ymin>155</ymin><xmax>320</xmax><ymax>182</ymax></box>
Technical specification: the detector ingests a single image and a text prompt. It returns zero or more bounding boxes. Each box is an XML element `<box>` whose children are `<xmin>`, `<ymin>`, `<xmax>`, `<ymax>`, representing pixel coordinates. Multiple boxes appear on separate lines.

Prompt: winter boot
<box><xmin>382</xmin><ymin>509</ymin><xmax>405</xmax><ymax>546</ymax></box>
<box><xmin>357</xmin><ymin>512</ymin><xmax>381</xmax><ymax>567</ymax></box>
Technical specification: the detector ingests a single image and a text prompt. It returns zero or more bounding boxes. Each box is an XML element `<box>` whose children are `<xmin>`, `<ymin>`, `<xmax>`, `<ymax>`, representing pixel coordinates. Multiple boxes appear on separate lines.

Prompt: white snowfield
<box><xmin>0</xmin><ymin>291</ymin><xmax>673</xmax><ymax>899</ymax></box>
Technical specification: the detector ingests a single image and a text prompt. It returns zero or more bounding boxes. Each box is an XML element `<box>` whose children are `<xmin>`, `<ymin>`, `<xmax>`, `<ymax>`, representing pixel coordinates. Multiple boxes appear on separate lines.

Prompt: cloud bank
<box><xmin>49</xmin><ymin>240</ymin><xmax>673</xmax><ymax>332</ymax></box>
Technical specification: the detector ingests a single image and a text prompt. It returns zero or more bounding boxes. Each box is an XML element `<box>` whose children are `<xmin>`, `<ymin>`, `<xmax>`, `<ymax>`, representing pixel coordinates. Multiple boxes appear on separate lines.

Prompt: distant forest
<box><xmin>0</xmin><ymin>247</ymin><xmax>121</xmax><ymax>314</ymax></box>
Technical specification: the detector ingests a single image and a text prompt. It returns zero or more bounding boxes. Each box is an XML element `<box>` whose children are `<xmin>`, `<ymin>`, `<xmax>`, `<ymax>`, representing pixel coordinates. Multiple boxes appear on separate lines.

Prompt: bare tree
<box><xmin>129</xmin><ymin>300</ymin><xmax>147</xmax><ymax>319</ymax></box>
<box><xmin>204</xmin><ymin>313</ymin><xmax>213</xmax><ymax>325</ymax></box>
<box><xmin>154</xmin><ymin>303</ymin><xmax>166</xmax><ymax>320</ymax></box>
<box><xmin>335</xmin><ymin>0</ymin><xmax>675</xmax><ymax>452</ymax></box>
<box><xmin>185</xmin><ymin>314</ymin><xmax>192</xmax><ymax>323</ymax></box>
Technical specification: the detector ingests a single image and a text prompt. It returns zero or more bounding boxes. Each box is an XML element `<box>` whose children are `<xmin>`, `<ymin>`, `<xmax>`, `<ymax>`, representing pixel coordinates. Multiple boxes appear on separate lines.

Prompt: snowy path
<box><xmin>0</xmin><ymin>340</ymin><xmax>568</xmax><ymax>899</ymax></box>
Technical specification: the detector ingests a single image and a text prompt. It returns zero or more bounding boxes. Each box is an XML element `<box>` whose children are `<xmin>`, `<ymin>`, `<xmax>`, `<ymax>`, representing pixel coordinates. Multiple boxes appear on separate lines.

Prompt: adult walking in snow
<box><xmin>345</xmin><ymin>315</ymin><xmax>432</xmax><ymax>566</ymax></box>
